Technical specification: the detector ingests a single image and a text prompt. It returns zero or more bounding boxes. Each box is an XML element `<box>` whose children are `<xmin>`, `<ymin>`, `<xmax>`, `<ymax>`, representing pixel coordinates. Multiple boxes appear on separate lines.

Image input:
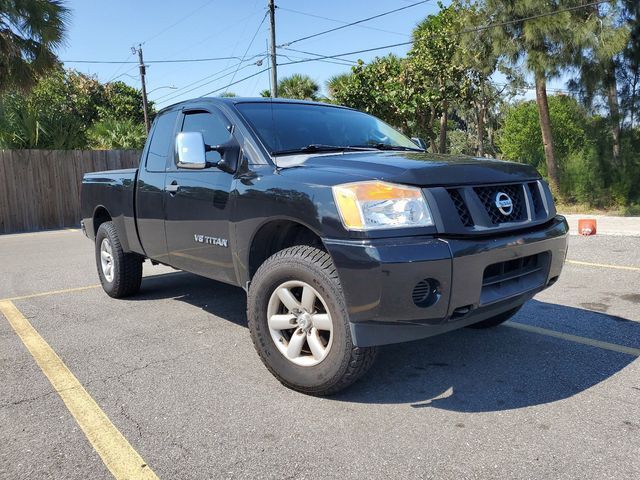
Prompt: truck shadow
<box><xmin>134</xmin><ymin>272</ymin><xmax>639</xmax><ymax>412</ymax></box>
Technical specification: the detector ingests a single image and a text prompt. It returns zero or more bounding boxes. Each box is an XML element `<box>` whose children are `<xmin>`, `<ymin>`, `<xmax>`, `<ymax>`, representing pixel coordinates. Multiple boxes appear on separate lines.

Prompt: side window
<box><xmin>146</xmin><ymin>110</ymin><xmax>178</xmax><ymax>172</ymax></box>
<box><xmin>181</xmin><ymin>111</ymin><xmax>232</xmax><ymax>163</ymax></box>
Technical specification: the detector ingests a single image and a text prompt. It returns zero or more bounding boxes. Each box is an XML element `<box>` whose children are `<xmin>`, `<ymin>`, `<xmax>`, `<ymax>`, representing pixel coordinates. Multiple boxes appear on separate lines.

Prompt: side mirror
<box><xmin>411</xmin><ymin>137</ymin><xmax>427</xmax><ymax>150</ymax></box>
<box><xmin>208</xmin><ymin>140</ymin><xmax>240</xmax><ymax>174</ymax></box>
<box><xmin>176</xmin><ymin>132</ymin><xmax>207</xmax><ymax>169</ymax></box>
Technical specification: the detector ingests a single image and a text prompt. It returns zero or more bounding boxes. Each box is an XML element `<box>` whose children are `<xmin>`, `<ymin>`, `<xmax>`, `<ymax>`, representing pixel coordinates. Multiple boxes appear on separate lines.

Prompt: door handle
<box><xmin>165</xmin><ymin>181</ymin><xmax>179</xmax><ymax>193</ymax></box>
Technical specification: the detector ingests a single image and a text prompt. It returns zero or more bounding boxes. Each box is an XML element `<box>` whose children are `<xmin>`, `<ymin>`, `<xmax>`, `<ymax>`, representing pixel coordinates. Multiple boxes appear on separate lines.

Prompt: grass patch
<box><xmin>557</xmin><ymin>203</ymin><xmax>640</xmax><ymax>216</ymax></box>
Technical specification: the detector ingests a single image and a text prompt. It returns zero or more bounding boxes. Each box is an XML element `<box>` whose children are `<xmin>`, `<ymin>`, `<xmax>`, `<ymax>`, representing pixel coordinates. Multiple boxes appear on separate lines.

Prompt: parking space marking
<box><xmin>505</xmin><ymin>321</ymin><xmax>640</xmax><ymax>357</ymax></box>
<box><xmin>3</xmin><ymin>284</ymin><xmax>101</xmax><ymax>302</ymax></box>
<box><xmin>566</xmin><ymin>259</ymin><xmax>640</xmax><ymax>272</ymax></box>
<box><xmin>0</xmin><ymin>300</ymin><xmax>158</xmax><ymax>480</ymax></box>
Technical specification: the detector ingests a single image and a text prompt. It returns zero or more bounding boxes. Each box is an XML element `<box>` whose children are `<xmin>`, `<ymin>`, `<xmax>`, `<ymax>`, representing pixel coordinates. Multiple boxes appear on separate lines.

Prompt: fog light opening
<box><xmin>412</xmin><ymin>278</ymin><xmax>441</xmax><ymax>308</ymax></box>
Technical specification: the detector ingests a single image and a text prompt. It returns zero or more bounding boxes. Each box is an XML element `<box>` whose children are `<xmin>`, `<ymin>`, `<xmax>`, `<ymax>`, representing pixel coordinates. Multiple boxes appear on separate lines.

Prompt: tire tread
<box><xmin>248</xmin><ymin>245</ymin><xmax>376</xmax><ymax>395</ymax></box>
<box><xmin>96</xmin><ymin>222</ymin><xmax>143</xmax><ymax>298</ymax></box>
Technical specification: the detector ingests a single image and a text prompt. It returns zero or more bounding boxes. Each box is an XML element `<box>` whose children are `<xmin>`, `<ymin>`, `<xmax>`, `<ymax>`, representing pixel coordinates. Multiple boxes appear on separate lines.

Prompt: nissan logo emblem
<box><xmin>494</xmin><ymin>192</ymin><xmax>513</xmax><ymax>215</ymax></box>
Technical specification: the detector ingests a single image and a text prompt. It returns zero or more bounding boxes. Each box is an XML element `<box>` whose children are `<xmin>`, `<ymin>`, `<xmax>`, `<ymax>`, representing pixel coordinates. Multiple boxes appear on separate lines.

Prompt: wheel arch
<box><xmin>92</xmin><ymin>205</ymin><xmax>112</xmax><ymax>237</ymax></box>
<box><xmin>246</xmin><ymin>218</ymin><xmax>327</xmax><ymax>283</ymax></box>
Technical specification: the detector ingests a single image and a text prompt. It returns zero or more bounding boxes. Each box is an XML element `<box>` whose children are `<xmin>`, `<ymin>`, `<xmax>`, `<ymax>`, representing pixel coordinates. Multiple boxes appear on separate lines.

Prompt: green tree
<box><xmin>408</xmin><ymin>2</ymin><xmax>472</xmax><ymax>153</ymax></box>
<box><xmin>276</xmin><ymin>74</ymin><xmax>320</xmax><ymax>100</ymax></box>
<box><xmin>0</xmin><ymin>68</ymin><xmax>149</xmax><ymax>149</ymax></box>
<box><xmin>568</xmin><ymin>2</ymin><xmax>630</xmax><ymax>165</ymax></box>
<box><xmin>330</xmin><ymin>56</ymin><xmax>409</xmax><ymax>131</ymax></box>
<box><xmin>498</xmin><ymin>95</ymin><xmax>606</xmax><ymax>204</ymax></box>
<box><xmin>326</xmin><ymin>73</ymin><xmax>351</xmax><ymax>102</ymax></box>
<box><xmin>86</xmin><ymin>118</ymin><xmax>147</xmax><ymax>150</ymax></box>
<box><xmin>486</xmin><ymin>0</ymin><xmax>599</xmax><ymax>199</ymax></box>
<box><xmin>0</xmin><ymin>0</ymin><xmax>70</xmax><ymax>92</ymax></box>
<box><xmin>100</xmin><ymin>81</ymin><xmax>150</xmax><ymax>124</ymax></box>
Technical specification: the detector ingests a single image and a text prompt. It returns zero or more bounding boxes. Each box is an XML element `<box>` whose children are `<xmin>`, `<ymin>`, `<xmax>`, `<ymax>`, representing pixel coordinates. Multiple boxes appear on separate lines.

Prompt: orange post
<box><xmin>578</xmin><ymin>218</ymin><xmax>597</xmax><ymax>236</ymax></box>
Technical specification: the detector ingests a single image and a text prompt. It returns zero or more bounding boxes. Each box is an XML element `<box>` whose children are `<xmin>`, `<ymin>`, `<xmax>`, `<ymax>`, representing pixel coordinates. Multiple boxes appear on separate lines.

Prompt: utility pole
<box><xmin>134</xmin><ymin>44</ymin><xmax>150</xmax><ymax>132</ymax></box>
<box><xmin>268</xmin><ymin>0</ymin><xmax>278</xmax><ymax>97</ymax></box>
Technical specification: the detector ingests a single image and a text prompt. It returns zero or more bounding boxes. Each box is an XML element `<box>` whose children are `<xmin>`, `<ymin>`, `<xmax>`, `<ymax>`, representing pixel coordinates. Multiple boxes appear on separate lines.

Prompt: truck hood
<box><xmin>279</xmin><ymin>151</ymin><xmax>540</xmax><ymax>187</ymax></box>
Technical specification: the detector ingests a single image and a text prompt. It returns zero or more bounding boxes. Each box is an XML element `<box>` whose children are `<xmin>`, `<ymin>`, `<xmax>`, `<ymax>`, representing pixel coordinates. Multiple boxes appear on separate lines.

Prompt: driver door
<box><xmin>163</xmin><ymin>108</ymin><xmax>236</xmax><ymax>283</ymax></box>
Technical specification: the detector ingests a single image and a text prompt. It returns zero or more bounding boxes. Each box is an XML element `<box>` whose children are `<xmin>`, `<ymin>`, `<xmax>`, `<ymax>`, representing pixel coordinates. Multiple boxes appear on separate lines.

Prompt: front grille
<box><xmin>474</xmin><ymin>184</ymin><xmax>526</xmax><ymax>224</ymax></box>
<box><xmin>527</xmin><ymin>182</ymin><xmax>544</xmax><ymax>218</ymax></box>
<box><xmin>448</xmin><ymin>189</ymin><xmax>473</xmax><ymax>227</ymax></box>
<box><xmin>480</xmin><ymin>252</ymin><xmax>549</xmax><ymax>305</ymax></box>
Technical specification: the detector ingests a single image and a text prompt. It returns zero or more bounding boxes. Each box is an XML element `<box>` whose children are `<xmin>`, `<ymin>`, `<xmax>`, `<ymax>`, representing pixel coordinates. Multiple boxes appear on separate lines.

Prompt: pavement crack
<box><xmin>0</xmin><ymin>390</ymin><xmax>59</xmax><ymax>409</ymax></box>
<box><xmin>87</xmin><ymin>346</ymin><xmax>212</xmax><ymax>387</ymax></box>
<box><xmin>120</xmin><ymin>404</ymin><xmax>144</xmax><ymax>438</ymax></box>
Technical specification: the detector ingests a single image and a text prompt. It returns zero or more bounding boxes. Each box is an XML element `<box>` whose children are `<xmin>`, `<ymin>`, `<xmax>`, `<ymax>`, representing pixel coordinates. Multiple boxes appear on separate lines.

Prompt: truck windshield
<box><xmin>236</xmin><ymin>102</ymin><xmax>423</xmax><ymax>155</ymax></box>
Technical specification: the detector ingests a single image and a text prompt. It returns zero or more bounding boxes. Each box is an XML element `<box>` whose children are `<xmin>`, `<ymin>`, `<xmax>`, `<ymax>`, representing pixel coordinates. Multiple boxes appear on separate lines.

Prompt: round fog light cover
<box><xmin>412</xmin><ymin>278</ymin><xmax>441</xmax><ymax>308</ymax></box>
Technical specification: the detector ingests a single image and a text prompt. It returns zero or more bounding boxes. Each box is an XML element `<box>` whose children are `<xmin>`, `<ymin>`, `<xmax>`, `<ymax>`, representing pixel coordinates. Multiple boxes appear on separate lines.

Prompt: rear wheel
<box><xmin>247</xmin><ymin>246</ymin><xmax>377</xmax><ymax>395</ymax></box>
<box><xmin>95</xmin><ymin>221</ymin><xmax>143</xmax><ymax>298</ymax></box>
<box><xmin>466</xmin><ymin>306</ymin><xmax>522</xmax><ymax>329</ymax></box>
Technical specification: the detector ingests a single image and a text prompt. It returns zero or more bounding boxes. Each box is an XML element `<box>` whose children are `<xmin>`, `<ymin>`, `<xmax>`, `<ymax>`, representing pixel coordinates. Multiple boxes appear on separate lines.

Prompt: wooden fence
<box><xmin>0</xmin><ymin>150</ymin><xmax>141</xmax><ymax>234</ymax></box>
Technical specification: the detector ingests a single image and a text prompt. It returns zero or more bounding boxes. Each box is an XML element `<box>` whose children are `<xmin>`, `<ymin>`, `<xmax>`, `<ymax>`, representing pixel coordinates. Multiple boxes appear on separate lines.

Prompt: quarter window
<box><xmin>146</xmin><ymin>110</ymin><xmax>178</xmax><ymax>172</ymax></box>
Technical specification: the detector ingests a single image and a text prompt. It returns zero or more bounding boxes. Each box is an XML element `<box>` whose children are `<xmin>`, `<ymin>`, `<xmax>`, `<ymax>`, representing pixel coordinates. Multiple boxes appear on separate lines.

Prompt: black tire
<box><xmin>247</xmin><ymin>246</ymin><xmax>377</xmax><ymax>395</ymax></box>
<box><xmin>466</xmin><ymin>306</ymin><xmax>522</xmax><ymax>329</ymax></box>
<box><xmin>95</xmin><ymin>221</ymin><xmax>143</xmax><ymax>298</ymax></box>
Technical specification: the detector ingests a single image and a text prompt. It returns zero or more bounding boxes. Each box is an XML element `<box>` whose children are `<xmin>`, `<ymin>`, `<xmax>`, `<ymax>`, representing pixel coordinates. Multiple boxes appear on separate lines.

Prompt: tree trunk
<box><xmin>534</xmin><ymin>72</ymin><xmax>561</xmax><ymax>199</ymax></box>
<box><xmin>427</xmin><ymin>105</ymin><xmax>438</xmax><ymax>153</ymax></box>
<box><xmin>604</xmin><ymin>63</ymin><xmax>621</xmax><ymax>166</ymax></box>
<box><xmin>630</xmin><ymin>57</ymin><xmax>639</xmax><ymax>129</ymax></box>
<box><xmin>477</xmin><ymin>101</ymin><xmax>486</xmax><ymax>157</ymax></box>
<box><xmin>439</xmin><ymin>101</ymin><xmax>448</xmax><ymax>154</ymax></box>
<box><xmin>488</xmin><ymin>118</ymin><xmax>495</xmax><ymax>156</ymax></box>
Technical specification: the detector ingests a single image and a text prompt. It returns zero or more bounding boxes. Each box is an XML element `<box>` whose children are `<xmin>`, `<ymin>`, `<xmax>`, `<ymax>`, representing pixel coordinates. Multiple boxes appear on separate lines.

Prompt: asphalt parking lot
<box><xmin>1</xmin><ymin>229</ymin><xmax>639</xmax><ymax>479</ymax></box>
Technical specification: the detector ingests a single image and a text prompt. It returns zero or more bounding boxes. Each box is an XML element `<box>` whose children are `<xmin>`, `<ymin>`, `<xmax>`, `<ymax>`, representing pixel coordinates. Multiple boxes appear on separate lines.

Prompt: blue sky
<box><xmin>58</xmin><ymin>0</ymin><xmax>444</xmax><ymax>107</ymax></box>
<box><xmin>59</xmin><ymin>0</ymin><xmax>551</xmax><ymax>108</ymax></box>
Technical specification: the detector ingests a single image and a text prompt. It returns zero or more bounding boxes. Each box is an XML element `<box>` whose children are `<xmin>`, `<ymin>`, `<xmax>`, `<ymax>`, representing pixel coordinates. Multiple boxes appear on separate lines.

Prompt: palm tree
<box><xmin>277</xmin><ymin>74</ymin><xmax>320</xmax><ymax>100</ymax></box>
<box><xmin>0</xmin><ymin>0</ymin><xmax>70</xmax><ymax>92</ymax></box>
<box><xmin>326</xmin><ymin>73</ymin><xmax>351</xmax><ymax>101</ymax></box>
<box><xmin>569</xmin><ymin>3</ymin><xmax>630</xmax><ymax>166</ymax></box>
<box><xmin>487</xmin><ymin>0</ymin><xmax>598</xmax><ymax>199</ymax></box>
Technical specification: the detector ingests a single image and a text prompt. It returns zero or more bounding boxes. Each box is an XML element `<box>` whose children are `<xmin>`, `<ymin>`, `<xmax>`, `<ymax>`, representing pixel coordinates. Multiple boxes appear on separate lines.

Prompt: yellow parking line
<box><xmin>566</xmin><ymin>259</ymin><xmax>640</xmax><ymax>272</ymax></box>
<box><xmin>504</xmin><ymin>321</ymin><xmax>640</xmax><ymax>357</ymax></box>
<box><xmin>1</xmin><ymin>271</ymin><xmax>185</xmax><ymax>302</ymax></box>
<box><xmin>3</xmin><ymin>285</ymin><xmax>101</xmax><ymax>302</ymax></box>
<box><xmin>0</xmin><ymin>300</ymin><xmax>158</xmax><ymax>480</ymax></box>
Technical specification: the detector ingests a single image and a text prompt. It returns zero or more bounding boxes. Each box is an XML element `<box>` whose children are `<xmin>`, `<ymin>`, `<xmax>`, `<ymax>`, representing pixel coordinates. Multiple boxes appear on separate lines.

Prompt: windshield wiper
<box><xmin>272</xmin><ymin>144</ymin><xmax>377</xmax><ymax>156</ymax></box>
<box><xmin>350</xmin><ymin>143</ymin><xmax>424</xmax><ymax>152</ymax></box>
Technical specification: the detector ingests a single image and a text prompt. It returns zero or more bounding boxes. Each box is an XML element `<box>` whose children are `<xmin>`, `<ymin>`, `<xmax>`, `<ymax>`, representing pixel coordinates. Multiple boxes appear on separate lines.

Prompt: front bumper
<box><xmin>324</xmin><ymin>216</ymin><xmax>568</xmax><ymax>347</ymax></box>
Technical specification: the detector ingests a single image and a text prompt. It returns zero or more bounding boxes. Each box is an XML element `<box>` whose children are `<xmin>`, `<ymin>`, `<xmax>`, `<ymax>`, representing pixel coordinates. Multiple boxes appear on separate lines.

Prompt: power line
<box><xmin>226</xmin><ymin>11</ymin><xmax>269</xmax><ymax>93</ymax></box>
<box><xmin>63</xmin><ymin>55</ymin><xmax>259</xmax><ymax>65</ymax></box>
<box><xmin>154</xmin><ymin>57</ymin><xmax>267</xmax><ymax>105</ymax></box>
<box><xmin>276</xmin><ymin>1</ymin><xmax>609</xmax><ymax>67</ymax></box>
<box><xmin>277</xmin><ymin>42</ymin><xmax>412</xmax><ymax>67</ymax></box>
<box><xmin>277</xmin><ymin>6</ymin><xmax>411</xmax><ymax>38</ymax></box>
<box><xmin>141</xmin><ymin>0</ymin><xmax>217</xmax><ymax>45</ymax></box>
<box><xmin>277</xmin><ymin>0</ymin><xmax>431</xmax><ymax>48</ymax></box>
<box><xmin>104</xmin><ymin>53</ymin><xmax>134</xmax><ymax>83</ymax></box>
<box><xmin>200</xmin><ymin>67</ymin><xmax>271</xmax><ymax>97</ymax></box>
<box><xmin>460</xmin><ymin>0</ymin><xmax>606</xmax><ymax>35</ymax></box>
<box><xmin>278</xmin><ymin>52</ymin><xmax>356</xmax><ymax>67</ymax></box>
<box><xmin>278</xmin><ymin>46</ymin><xmax>358</xmax><ymax>65</ymax></box>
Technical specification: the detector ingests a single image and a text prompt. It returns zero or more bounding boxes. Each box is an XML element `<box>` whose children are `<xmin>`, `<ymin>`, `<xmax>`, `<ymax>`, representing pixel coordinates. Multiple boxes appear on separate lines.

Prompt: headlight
<box><xmin>332</xmin><ymin>181</ymin><xmax>434</xmax><ymax>230</ymax></box>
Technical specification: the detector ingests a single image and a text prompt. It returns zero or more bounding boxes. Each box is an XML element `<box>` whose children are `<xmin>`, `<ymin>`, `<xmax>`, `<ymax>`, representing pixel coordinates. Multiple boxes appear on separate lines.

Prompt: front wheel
<box><xmin>247</xmin><ymin>246</ymin><xmax>377</xmax><ymax>395</ymax></box>
<box><xmin>95</xmin><ymin>221</ymin><xmax>143</xmax><ymax>298</ymax></box>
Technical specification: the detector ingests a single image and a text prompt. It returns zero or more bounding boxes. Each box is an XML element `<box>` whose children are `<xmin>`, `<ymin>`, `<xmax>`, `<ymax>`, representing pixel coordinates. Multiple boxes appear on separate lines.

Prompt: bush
<box><xmin>496</xmin><ymin>95</ymin><xmax>629</xmax><ymax>206</ymax></box>
<box><xmin>86</xmin><ymin>118</ymin><xmax>147</xmax><ymax>150</ymax></box>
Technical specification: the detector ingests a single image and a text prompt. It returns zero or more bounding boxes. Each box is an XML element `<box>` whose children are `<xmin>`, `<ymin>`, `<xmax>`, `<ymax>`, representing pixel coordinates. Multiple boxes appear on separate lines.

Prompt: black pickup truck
<box><xmin>81</xmin><ymin>98</ymin><xmax>568</xmax><ymax>395</ymax></box>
